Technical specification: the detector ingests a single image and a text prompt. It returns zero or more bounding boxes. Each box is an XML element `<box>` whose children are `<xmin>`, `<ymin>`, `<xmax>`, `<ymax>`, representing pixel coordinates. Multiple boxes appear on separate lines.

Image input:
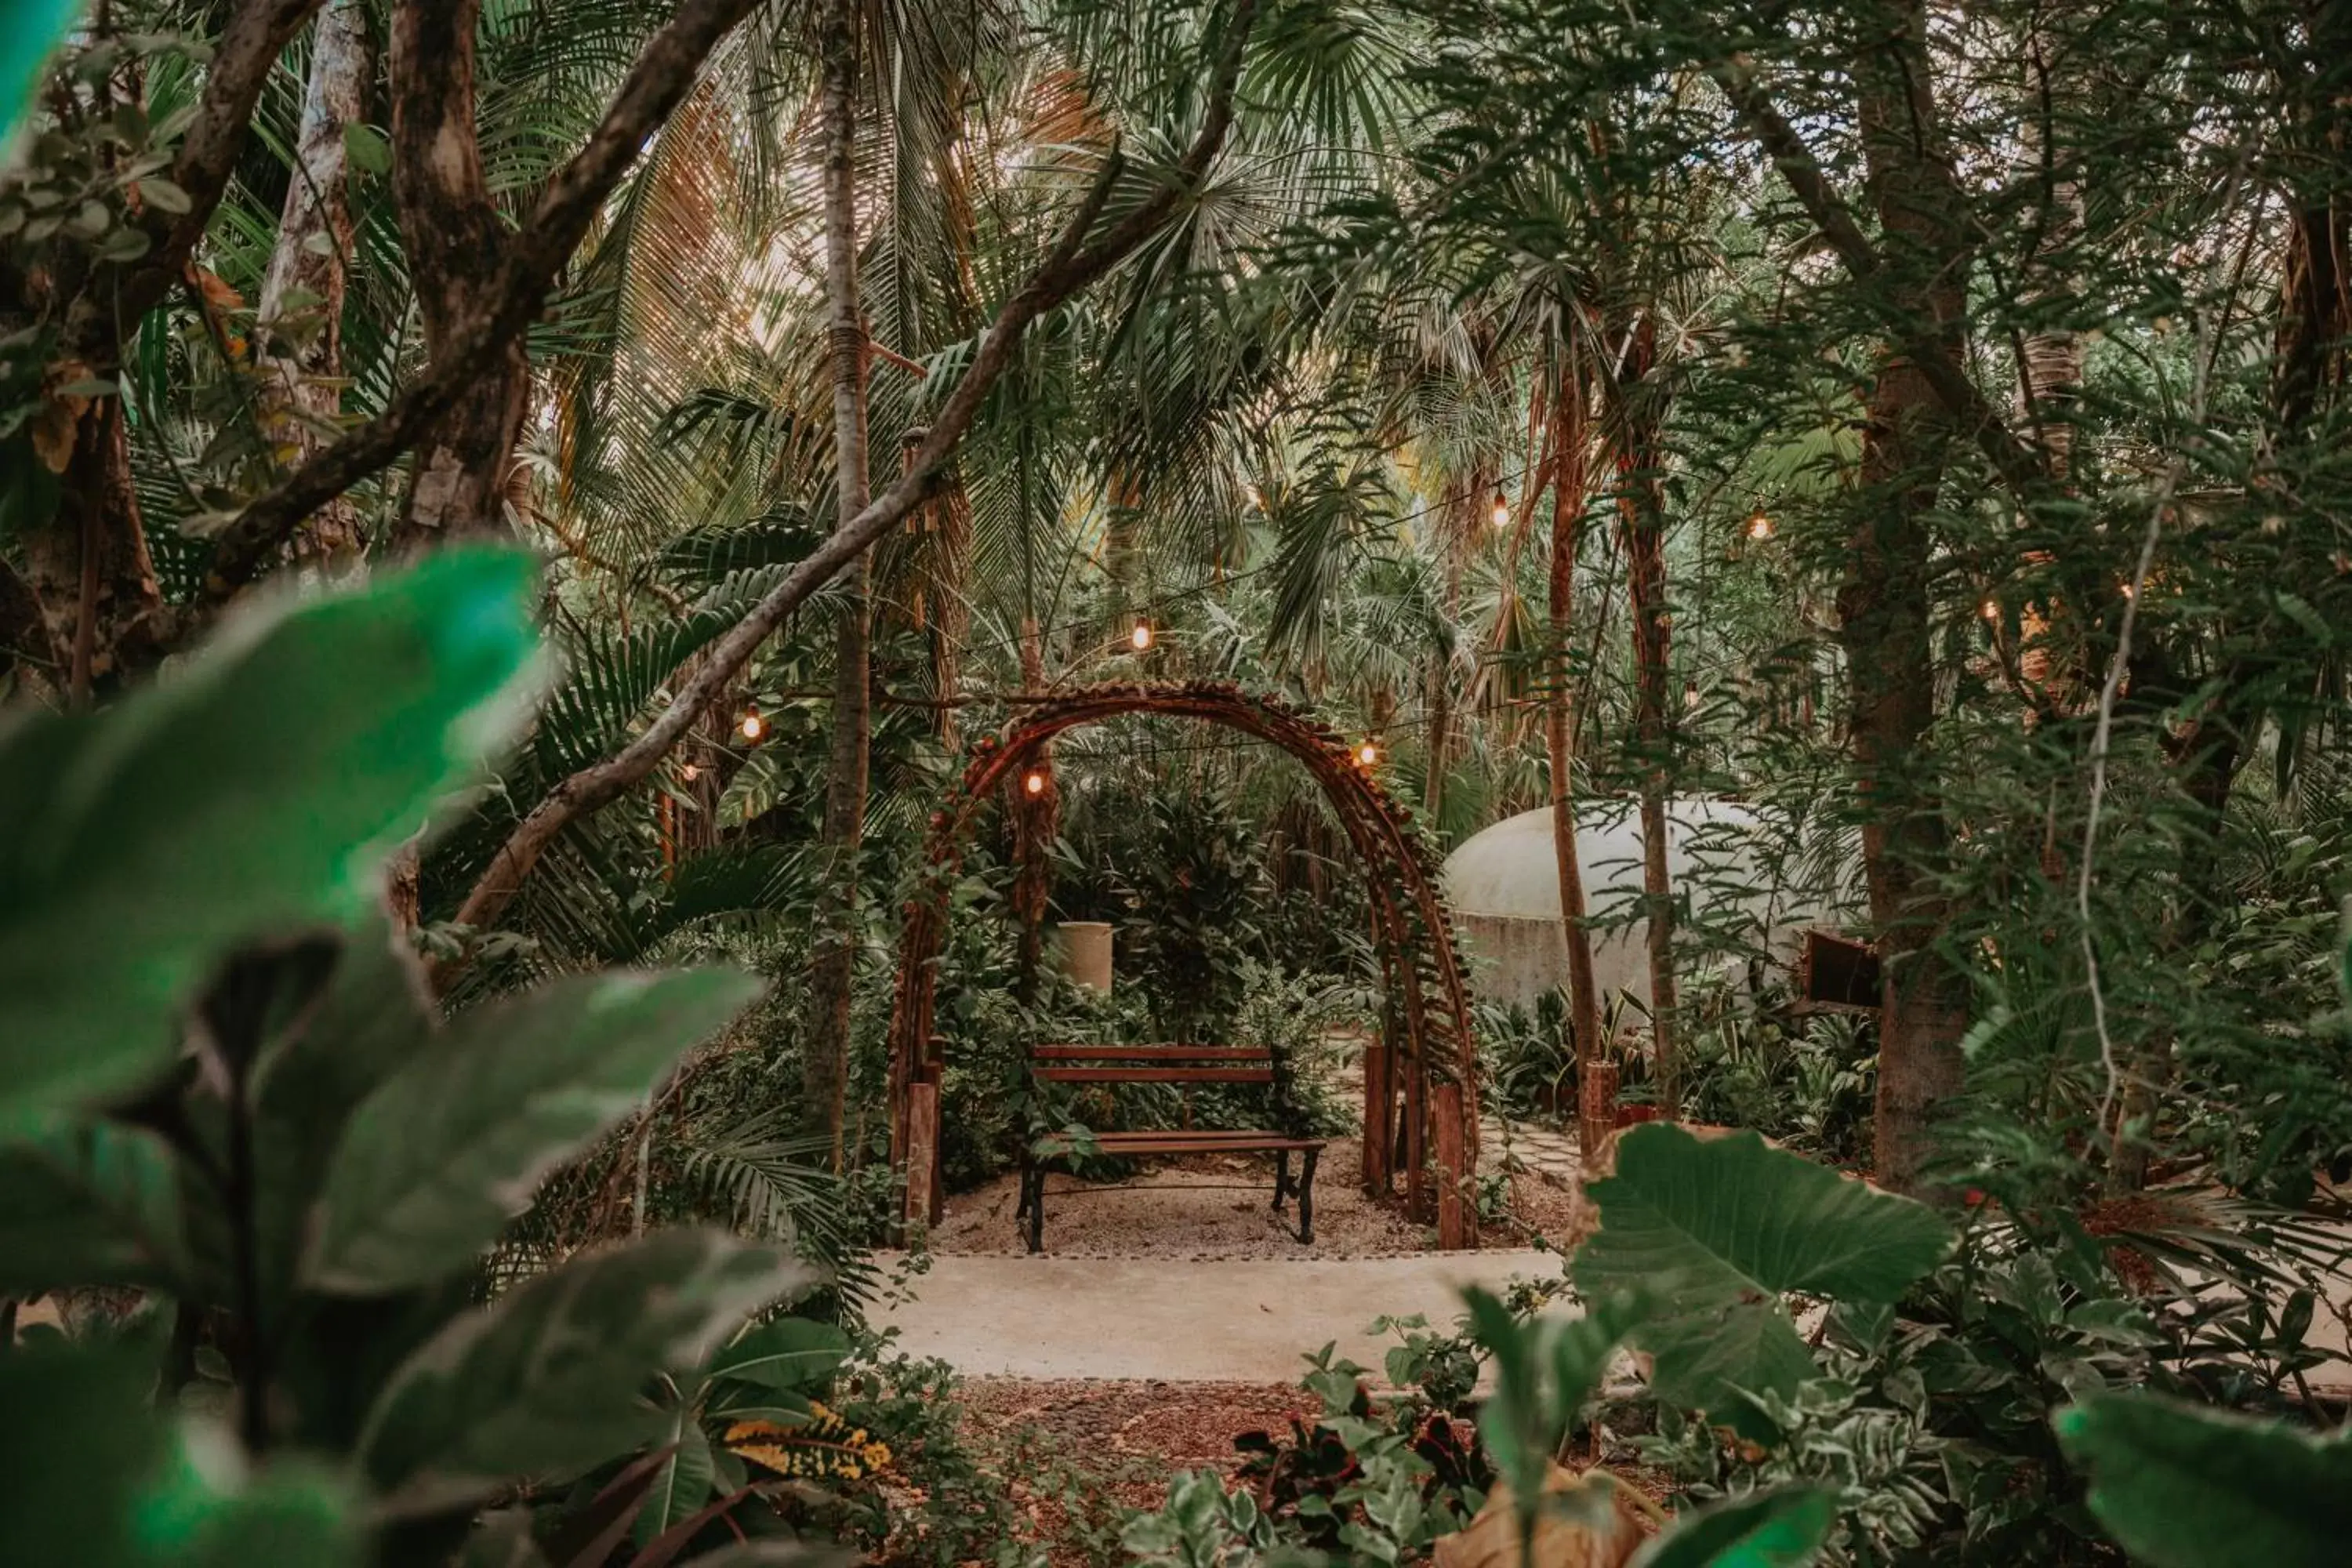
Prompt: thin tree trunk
<box><xmin>1425</xmin><ymin>470</ymin><xmax>1484</xmax><ymax>824</ymax></box>
<box><xmin>1613</xmin><ymin>318</ymin><xmax>1680</xmax><ymax>1120</ymax></box>
<box><xmin>804</xmin><ymin>0</ymin><xmax>871</xmax><ymax>1168</ymax></box>
<box><xmin>1423</xmin><ymin>652</ymin><xmax>1453</xmax><ymax>823</ymax></box>
<box><xmin>1011</xmin><ymin>616</ymin><xmax>1055</xmax><ymax>1004</ymax></box>
<box><xmin>1851</xmin><ymin>0</ymin><xmax>1973</xmax><ymax>1195</ymax></box>
<box><xmin>2016</xmin><ymin>20</ymin><xmax>2083</xmax><ymax>484</ymax></box>
<box><xmin>256</xmin><ymin>0</ymin><xmax>368</xmax><ymax>564</ymax></box>
<box><xmin>20</xmin><ymin>399</ymin><xmax>165</xmax><ymax>700</ymax></box>
<box><xmin>1543</xmin><ymin>368</ymin><xmax>1606</xmax><ymax>1155</ymax></box>
<box><xmin>388</xmin><ymin>0</ymin><xmax>528</xmax><ymax>545</ymax></box>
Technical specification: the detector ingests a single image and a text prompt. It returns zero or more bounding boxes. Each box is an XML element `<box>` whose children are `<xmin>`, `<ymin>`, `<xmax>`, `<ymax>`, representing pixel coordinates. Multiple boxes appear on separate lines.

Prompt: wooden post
<box><xmin>1578</xmin><ymin>1057</ymin><xmax>1619</xmax><ymax>1168</ymax></box>
<box><xmin>1434</xmin><ymin>1079</ymin><xmax>1472</xmax><ymax>1250</ymax></box>
<box><xmin>1361</xmin><ymin>1037</ymin><xmax>1392</xmax><ymax>1190</ymax></box>
<box><xmin>904</xmin><ymin>1080</ymin><xmax>942</xmax><ymax>1231</ymax></box>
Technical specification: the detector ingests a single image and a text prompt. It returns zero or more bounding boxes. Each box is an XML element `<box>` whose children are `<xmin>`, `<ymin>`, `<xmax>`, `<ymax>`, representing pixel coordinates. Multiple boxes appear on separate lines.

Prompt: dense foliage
<box><xmin>5</xmin><ymin>0</ymin><xmax>2352</xmax><ymax>1559</ymax></box>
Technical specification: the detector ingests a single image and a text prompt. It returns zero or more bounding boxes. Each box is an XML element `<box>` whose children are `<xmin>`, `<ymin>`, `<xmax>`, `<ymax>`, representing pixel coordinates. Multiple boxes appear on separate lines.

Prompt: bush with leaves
<box><xmin>0</xmin><ymin>552</ymin><xmax>840</xmax><ymax>1567</ymax></box>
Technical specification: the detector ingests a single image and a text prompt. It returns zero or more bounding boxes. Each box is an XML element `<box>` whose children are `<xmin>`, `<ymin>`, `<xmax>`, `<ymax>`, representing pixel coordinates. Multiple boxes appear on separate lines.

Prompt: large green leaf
<box><xmin>357</xmin><ymin>1229</ymin><xmax>818</xmax><ymax>1512</ymax></box>
<box><xmin>0</xmin><ymin>1116</ymin><xmax>184</xmax><ymax>1293</ymax></box>
<box><xmin>0</xmin><ymin>1339</ymin><xmax>359</xmax><ymax>1568</ymax></box>
<box><xmin>0</xmin><ymin>550</ymin><xmax>542</xmax><ymax>1131</ymax></box>
<box><xmin>706</xmin><ymin>1316</ymin><xmax>852</xmax><ymax>1392</ymax></box>
<box><xmin>2055</xmin><ymin>1392</ymin><xmax>2352</xmax><ymax>1568</ymax></box>
<box><xmin>142</xmin><ymin>1446</ymin><xmax>361</xmax><ymax>1568</ymax></box>
<box><xmin>1635</xmin><ymin>1301</ymin><xmax>1820</xmax><ymax>1423</ymax></box>
<box><xmin>0</xmin><ymin>1339</ymin><xmax>169</xmax><ymax>1568</ymax></box>
<box><xmin>1632</xmin><ymin>1487</ymin><xmax>1836</xmax><ymax>1567</ymax></box>
<box><xmin>1</xmin><ymin>0</ymin><xmax>81</xmax><ymax>149</ymax></box>
<box><xmin>1573</xmin><ymin>1127</ymin><xmax>1952</xmax><ymax>1428</ymax></box>
<box><xmin>632</xmin><ymin>1411</ymin><xmax>715</xmax><ymax>1548</ymax></box>
<box><xmin>252</xmin><ymin>914</ymin><xmax>440</xmax><ymax>1306</ymax></box>
<box><xmin>308</xmin><ymin>967</ymin><xmax>762</xmax><ymax>1293</ymax></box>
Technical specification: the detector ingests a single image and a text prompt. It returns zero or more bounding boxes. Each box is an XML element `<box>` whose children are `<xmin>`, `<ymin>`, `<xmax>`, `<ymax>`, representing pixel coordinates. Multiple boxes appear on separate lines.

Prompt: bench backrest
<box><xmin>1029</xmin><ymin>1044</ymin><xmax>1274</xmax><ymax>1084</ymax></box>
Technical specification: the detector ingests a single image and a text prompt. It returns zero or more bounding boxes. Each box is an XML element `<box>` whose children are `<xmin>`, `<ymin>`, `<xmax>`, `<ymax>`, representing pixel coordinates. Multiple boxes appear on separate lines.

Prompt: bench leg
<box><xmin>1297</xmin><ymin>1149</ymin><xmax>1318</xmax><ymax>1245</ymax></box>
<box><xmin>1273</xmin><ymin>1149</ymin><xmax>1290</xmax><ymax>1212</ymax></box>
<box><xmin>1025</xmin><ymin>1168</ymin><xmax>1046</xmax><ymax>1254</ymax></box>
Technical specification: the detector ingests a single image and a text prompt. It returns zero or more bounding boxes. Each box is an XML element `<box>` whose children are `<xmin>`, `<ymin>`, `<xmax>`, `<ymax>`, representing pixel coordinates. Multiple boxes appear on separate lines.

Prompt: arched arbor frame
<box><xmin>885</xmin><ymin>680</ymin><xmax>1482</xmax><ymax>1249</ymax></box>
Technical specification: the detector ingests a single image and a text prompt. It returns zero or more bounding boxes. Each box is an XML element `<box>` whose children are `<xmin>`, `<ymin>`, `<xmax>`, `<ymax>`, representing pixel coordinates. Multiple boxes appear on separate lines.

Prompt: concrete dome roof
<box><xmin>1440</xmin><ymin>799</ymin><xmax>1769</xmax><ymax>922</ymax></box>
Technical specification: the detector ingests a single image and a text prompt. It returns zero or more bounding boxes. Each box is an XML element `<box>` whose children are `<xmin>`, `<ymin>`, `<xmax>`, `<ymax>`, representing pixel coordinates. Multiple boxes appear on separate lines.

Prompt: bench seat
<box><xmin>1019</xmin><ymin>1044</ymin><xmax>1326</xmax><ymax>1250</ymax></box>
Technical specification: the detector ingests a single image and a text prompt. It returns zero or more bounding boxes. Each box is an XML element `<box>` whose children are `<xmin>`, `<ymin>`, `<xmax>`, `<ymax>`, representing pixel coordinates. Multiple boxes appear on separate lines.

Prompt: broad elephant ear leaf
<box><xmin>1632</xmin><ymin>1486</ymin><xmax>1836</xmax><ymax>1567</ymax></box>
<box><xmin>1572</xmin><ymin>1126</ymin><xmax>1952</xmax><ymax>1431</ymax></box>
<box><xmin>357</xmin><ymin>1229</ymin><xmax>818</xmax><ymax>1515</ymax></box>
<box><xmin>2055</xmin><ymin>1391</ymin><xmax>2352</xmax><ymax>1568</ymax></box>
<box><xmin>307</xmin><ymin>967</ymin><xmax>763</xmax><ymax>1294</ymax></box>
<box><xmin>0</xmin><ymin>548</ymin><xmax>542</xmax><ymax>1131</ymax></box>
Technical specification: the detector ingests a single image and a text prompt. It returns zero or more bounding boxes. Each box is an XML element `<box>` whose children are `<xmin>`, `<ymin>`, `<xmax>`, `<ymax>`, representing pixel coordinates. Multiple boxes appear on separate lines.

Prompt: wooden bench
<box><xmin>1016</xmin><ymin>1044</ymin><xmax>1325</xmax><ymax>1251</ymax></box>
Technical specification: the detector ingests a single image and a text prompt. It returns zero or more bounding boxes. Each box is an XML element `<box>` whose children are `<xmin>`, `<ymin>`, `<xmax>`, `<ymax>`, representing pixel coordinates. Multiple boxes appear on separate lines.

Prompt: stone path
<box><xmin>1486</xmin><ymin>1116</ymin><xmax>1583</xmax><ymax>1189</ymax></box>
<box><xmin>870</xmin><ymin>1250</ymin><xmax>1562</xmax><ymax>1382</ymax></box>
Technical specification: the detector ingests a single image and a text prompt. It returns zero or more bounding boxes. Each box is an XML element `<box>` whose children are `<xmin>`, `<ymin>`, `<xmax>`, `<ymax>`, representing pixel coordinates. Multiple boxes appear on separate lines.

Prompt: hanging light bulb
<box><xmin>1746</xmin><ymin>510</ymin><xmax>1773</xmax><ymax>541</ymax></box>
<box><xmin>737</xmin><ymin>710</ymin><xmax>765</xmax><ymax>742</ymax></box>
<box><xmin>1980</xmin><ymin>600</ymin><xmax>2000</xmax><ymax>622</ymax></box>
<box><xmin>1356</xmin><ymin>739</ymin><xmax>1380</xmax><ymax>767</ymax></box>
<box><xmin>1490</xmin><ymin>490</ymin><xmax>1511</xmax><ymax>530</ymax></box>
<box><xmin>1023</xmin><ymin>768</ymin><xmax>1047</xmax><ymax>797</ymax></box>
<box><xmin>1131</xmin><ymin>619</ymin><xmax>1154</xmax><ymax>652</ymax></box>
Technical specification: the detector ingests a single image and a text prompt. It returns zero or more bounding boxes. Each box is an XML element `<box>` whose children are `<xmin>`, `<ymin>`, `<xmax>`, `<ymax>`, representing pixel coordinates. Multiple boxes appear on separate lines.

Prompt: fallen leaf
<box><xmin>1432</xmin><ymin>1465</ymin><xmax>1646</xmax><ymax>1568</ymax></box>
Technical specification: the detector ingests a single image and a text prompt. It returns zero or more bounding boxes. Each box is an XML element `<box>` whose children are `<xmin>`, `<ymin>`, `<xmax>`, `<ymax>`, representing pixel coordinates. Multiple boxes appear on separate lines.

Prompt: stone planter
<box><xmin>1053</xmin><ymin>920</ymin><xmax>1113</xmax><ymax>993</ymax></box>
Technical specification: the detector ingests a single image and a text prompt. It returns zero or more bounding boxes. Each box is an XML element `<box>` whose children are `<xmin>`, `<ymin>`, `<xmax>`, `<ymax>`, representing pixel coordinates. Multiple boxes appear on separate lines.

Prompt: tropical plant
<box><xmin>0</xmin><ymin>552</ymin><xmax>833</xmax><ymax>1566</ymax></box>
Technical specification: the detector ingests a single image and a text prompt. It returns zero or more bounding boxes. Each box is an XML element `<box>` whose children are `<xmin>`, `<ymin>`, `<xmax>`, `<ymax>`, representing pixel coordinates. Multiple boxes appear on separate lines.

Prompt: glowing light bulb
<box><xmin>738</xmin><ymin>711</ymin><xmax>765</xmax><ymax>741</ymax></box>
<box><xmin>1746</xmin><ymin>510</ymin><xmax>1773</xmax><ymax>541</ymax></box>
<box><xmin>1023</xmin><ymin>769</ymin><xmax>1047</xmax><ymax>797</ymax></box>
<box><xmin>1980</xmin><ymin>600</ymin><xmax>1999</xmax><ymax>622</ymax></box>
<box><xmin>1490</xmin><ymin>491</ymin><xmax>1511</xmax><ymax>530</ymax></box>
<box><xmin>681</xmin><ymin>763</ymin><xmax>701</xmax><ymax>782</ymax></box>
<box><xmin>1131</xmin><ymin>620</ymin><xmax>1154</xmax><ymax>652</ymax></box>
<box><xmin>1356</xmin><ymin>741</ymin><xmax>1379</xmax><ymax>767</ymax></box>
<box><xmin>2118</xmin><ymin>580</ymin><xmax>2136</xmax><ymax>601</ymax></box>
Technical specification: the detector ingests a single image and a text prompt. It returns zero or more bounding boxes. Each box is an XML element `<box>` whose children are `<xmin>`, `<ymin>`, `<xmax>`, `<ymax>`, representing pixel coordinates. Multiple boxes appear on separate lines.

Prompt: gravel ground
<box><xmin>931</xmin><ymin>1375</ymin><xmax>1671</xmax><ymax>1566</ymax></box>
<box><xmin>921</xmin><ymin>1377</ymin><xmax>1318</xmax><ymax>1564</ymax></box>
<box><xmin>929</xmin><ymin>1136</ymin><xmax>1584</xmax><ymax>1258</ymax></box>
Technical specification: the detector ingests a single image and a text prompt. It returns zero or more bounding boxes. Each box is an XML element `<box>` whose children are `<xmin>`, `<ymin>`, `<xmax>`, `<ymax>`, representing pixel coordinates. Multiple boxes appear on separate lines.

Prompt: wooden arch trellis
<box><xmin>884</xmin><ymin>680</ymin><xmax>1483</xmax><ymax>1250</ymax></box>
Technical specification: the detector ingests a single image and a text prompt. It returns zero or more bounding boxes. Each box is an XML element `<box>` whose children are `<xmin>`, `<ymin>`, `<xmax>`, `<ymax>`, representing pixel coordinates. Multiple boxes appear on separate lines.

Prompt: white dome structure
<box><xmin>1442</xmin><ymin>799</ymin><xmax>1823</xmax><ymax>1009</ymax></box>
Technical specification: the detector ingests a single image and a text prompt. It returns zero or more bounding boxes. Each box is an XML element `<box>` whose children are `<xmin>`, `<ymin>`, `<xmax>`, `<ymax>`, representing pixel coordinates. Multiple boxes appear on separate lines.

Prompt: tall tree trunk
<box><xmin>805</xmin><ymin>0</ymin><xmax>871</xmax><ymax>1167</ymax></box>
<box><xmin>256</xmin><ymin>0</ymin><xmax>368</xmax><ymax>564</ymax></box>
<box><xmin>388</xmin><ymin>0</ymin><xmax>528</xmax><ymax>545</ymax></box>
<box><xmin>1850</xmin><ymin>0</ymin><xmax>1973</xmax><ymax>1194</ymax></box>
<box><xmin>1612</xmin><ymin>318</ymin><xmax>1680</xmax><ymax>1119</ymax></box>
<box><xmin>1543</xmin><ymin>368</ymin><xmax>1606</xmax><ymax>1153</ymax></box>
